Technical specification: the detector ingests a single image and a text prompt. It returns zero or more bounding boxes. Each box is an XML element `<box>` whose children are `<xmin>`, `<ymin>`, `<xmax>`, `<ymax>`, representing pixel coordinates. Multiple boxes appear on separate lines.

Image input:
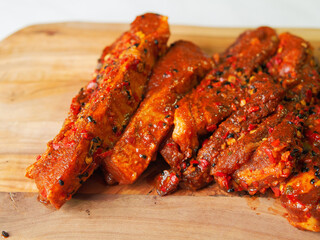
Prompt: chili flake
<box><xmin>206</xmin><ymin>124</ymin><xmax>217</xmax><ymax>132</ymax></box>
<box><xmin>248</xmin><ymin>106</ymin><xmax>260</xmax><ymax>113</ymax></box>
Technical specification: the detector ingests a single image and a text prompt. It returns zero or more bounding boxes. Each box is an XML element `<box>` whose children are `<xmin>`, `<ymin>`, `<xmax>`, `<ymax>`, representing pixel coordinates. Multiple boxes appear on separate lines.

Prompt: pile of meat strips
<box><xmin>26</xmin><ymin>13</ymin><xmax>320</xmax><ymax>232</ymax></box>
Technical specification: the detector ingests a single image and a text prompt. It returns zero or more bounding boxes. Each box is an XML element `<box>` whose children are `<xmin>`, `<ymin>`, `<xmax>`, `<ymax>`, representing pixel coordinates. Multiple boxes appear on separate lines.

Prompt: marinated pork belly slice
<box><xmin>25</xmin><ymin>13</ymin><xmax>170</xmax><ymax>208</ymax></box>
<box><xmin>267</xmin><ymin>32</ymin><xmax>317</xmax><ymax>90</ymax></box>
<box><xmin>230</xmin><ymin>113</ymin><xmax>303</xmax><ymax>194</ymax></box>
<box><xmin>103</xmin><ymin>40</ymin><xmax>212</xmax><ymax>184</ymax></box>
<box><xmin>211</xmin><ymin>108</ymin><xmax>292</xmax><ymax>187</ymax></box>
<box><xmin>281</xmin><ymin>105</ymin><xmax>320</xmax><ymax>232</ymax></box>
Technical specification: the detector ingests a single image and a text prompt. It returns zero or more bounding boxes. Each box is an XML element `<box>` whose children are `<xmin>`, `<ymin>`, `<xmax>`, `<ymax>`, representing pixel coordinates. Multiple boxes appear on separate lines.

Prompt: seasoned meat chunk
<box><xmin>26</xmin><ymin>13</ymin><xmax>170</xmax><ymax>208</ymax></box>
<box><xmin>280</xmin><ymin>105</ymin><xmax>320</xmax><ymax>232</ymax></box>
<box><xmin>103</xmin><ymin>40</ymin><xmax>212</xmax><ymax>184</ymax></box>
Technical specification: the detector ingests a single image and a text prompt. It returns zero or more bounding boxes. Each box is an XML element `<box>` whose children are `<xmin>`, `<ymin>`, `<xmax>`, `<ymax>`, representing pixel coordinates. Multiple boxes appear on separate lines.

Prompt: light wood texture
<box><xmin>1</xmin><ymin>22</ymin><xmax>320</xmax><ymax>239</ymax></box>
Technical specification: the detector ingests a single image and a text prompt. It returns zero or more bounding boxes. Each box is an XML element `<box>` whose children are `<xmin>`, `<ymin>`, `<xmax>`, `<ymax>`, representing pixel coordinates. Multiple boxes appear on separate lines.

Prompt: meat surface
<box><xmin>103</xmin><ymin>40</ymin><xmax>212</xmax><ymax>184</ymax></box>
<box><xmin>184</xmin><ymin>74</ymin><xmax>285</xmax><ymax>191</ymax></box>
<box><xmin>280</xmin><ymin>105</ymin><xmax>320</xmax><ymax>232</ymax></box>
<box><xmin>213</xmin><ymin>33</ymin><xmax>320</xmax><ymax>194</ymax></box>
<box><xmin>26</xmin><ymin>13</ymin><xmax>170</xmax><ymax>208</ymax></box>
<box><xmin>229</xmin><ymin>113</ymin><xmax>303</xmax><ymax>194</ymax></box>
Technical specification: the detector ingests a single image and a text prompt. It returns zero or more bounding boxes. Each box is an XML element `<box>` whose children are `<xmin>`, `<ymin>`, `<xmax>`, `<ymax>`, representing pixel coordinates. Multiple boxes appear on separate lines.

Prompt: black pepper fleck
<box><xmin>139</xmin><ymin>154</ymin><xmax>147</xmax><ymax>159</ymax></box>
<box><xmin>227</xmin><ymin>133</ymin><xmax>235</xmax><ymax>139</ymax></box>
<box><xmin>165</xmin><ymin>115</ymin><xmax>170</xmax><ymax>118</ymax></box>
<box><xmin>216</xmin><ymin>71</ymin><xmax>223</xmax><ymax>76</ymax></box>
<box><xmin>227</xmin><ymin>188</ymin><xmax>235</xmax><ymax>193</ymax></box>
<box><xmin>310</xmin><ymin>179</ymin><xmax>315</xmax><ymax>185</ymax></box>
<box><xmin>87</xmin><ymin>116</ymin><xmax>96</xmax><ymax>124</ymax></box>
<box><xmin>78</xmin><ymin>172</ymin><xmax>89</xmax><ymax>179</ymax></box>
<box><xmin>59</xmin><ymin>179</ymin><xmax>64</xmax><ymax>186</ymax></box>
<box><xmin>112</xmin><ymin>126</ymin><xmax>118</xmax><ymax>133</ymax></box>
<box><xmin>1</xmin><ymin>231</ymin><xmax>9</xmax><ymax>238</ymax></box>
<box><xmin>92</xmin><ymin>137</ymin><xmax>100</xmax><ymax>143</ymax></box>
<box><xmin>290</xmin><ymin>148</ymin><xmax>300</xmax><ymax>157</ymax></box>
<box><xmin>154</xmin><ymin>39</ymin><xmax>158</xmax><ymax>45</ymax></box>
<box><xmin>125</xmin><ymin>89</ymin><xmax>131</xmax><ymax>100</ymax></box>
<box><xmin>174</xmin><ymin>105</ymin><xmax>179</xmax><ymax>109</ymax></box>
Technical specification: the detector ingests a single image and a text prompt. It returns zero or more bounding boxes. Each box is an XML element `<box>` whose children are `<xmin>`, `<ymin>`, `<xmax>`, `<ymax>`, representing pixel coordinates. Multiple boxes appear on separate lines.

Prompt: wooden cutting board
<box><xmin>1</xmin><ymin>22</ymin><xmax>320</xmax><ymax>240</ymax></box>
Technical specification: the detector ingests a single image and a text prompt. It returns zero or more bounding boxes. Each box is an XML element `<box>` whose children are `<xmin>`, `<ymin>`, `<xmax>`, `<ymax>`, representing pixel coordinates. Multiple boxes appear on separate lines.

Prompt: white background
<box><xmin>0</xmin><ymin>0</ymin><xmax>319</xmax><ymax>40</ymax></box>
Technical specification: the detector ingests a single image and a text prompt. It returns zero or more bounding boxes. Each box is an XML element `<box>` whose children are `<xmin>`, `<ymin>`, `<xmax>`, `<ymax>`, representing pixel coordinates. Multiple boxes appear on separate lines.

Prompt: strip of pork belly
<box><xmin>280</xmin><ymin>105</ymin><xmax>320</xmax><ymax>232</ymax></box>
<box><xmin>103</xmin><ymin>41</ymin><xmax>212</xmax><ymax>184</ymax></box>
<box><xmin>179</xmin><ymin>73</ymin><xmax>285</xmax><ymax>190</ymax></box>
<box><xmin>267</xmin><ymin>32</ymin><xmax>318</xmax><ymax>90</ymax></box>
<box><xmin>25</xmin><ymin>13</ymin><xmax>170</xmax><ymax>208</ymax></box>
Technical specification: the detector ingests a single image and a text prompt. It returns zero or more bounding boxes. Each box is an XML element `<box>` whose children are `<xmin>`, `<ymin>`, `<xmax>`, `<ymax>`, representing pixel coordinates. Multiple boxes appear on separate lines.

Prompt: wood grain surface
<box><xmin>1</xmin><ymin>22</ymin><xmax>320</xmax><ymax>239</ymax></box>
